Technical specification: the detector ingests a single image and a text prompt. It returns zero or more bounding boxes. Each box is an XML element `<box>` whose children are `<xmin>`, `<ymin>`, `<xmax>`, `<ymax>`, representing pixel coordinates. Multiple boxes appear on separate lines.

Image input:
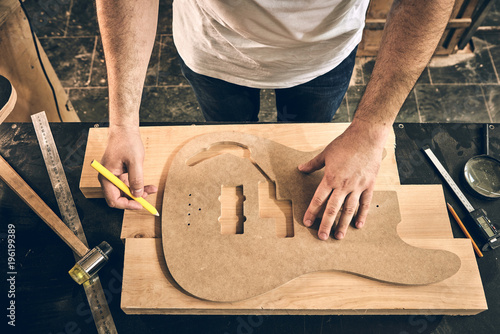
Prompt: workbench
<box><xmin>0</xmin><ymin>122</ymin><xmax>499</xmax><ymax>333</ymax></box>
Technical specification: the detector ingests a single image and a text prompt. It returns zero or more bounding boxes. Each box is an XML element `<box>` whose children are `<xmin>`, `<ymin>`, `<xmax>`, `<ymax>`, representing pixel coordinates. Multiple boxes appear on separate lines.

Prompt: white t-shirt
<box><xmin>173</xmin><ymin>0</ymin><xmax>370</xmax><ymax>89</ymax></box>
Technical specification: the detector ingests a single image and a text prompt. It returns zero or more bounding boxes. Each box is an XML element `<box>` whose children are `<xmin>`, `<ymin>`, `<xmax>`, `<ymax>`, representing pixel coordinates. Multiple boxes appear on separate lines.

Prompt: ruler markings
<box><xmin>32</xmin><ymin>112</ymin><xmax>117</xmax><ymax>334</ymax></box>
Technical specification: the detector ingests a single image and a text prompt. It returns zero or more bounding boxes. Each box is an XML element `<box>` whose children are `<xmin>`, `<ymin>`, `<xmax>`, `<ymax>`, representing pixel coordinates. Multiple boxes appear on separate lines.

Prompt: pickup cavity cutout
<box><xmin>219</xmin><ymin>185</ymin><xmax>246</xmax><ymax>235</ymax></box>
<box><xmin>258</xmin><ymin>181</ymin><xmax>294</xmax><ymax>238</ymax></box>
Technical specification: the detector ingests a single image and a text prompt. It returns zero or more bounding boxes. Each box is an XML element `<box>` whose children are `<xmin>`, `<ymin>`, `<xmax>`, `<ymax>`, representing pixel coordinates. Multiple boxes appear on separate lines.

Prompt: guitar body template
<box><xmin>162</xmin><ymin>132</ymin><xmax>461</xmax><ymax>302</ymax></box>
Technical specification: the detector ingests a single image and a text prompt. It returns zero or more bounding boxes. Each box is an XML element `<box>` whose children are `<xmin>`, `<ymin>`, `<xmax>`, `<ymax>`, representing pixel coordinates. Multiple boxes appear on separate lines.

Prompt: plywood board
<box><xmin>161</xmin><ymin>132</ymin><xmax>460</xmax><ymax>302</ymax></box>
<box><xmin>121</xmin><ymin>238</ymin><xmax>487</xmax><ymax>315</ymax></box>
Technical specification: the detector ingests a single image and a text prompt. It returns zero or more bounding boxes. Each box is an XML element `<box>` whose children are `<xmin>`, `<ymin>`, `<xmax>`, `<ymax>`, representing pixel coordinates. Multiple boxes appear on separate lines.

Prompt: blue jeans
<box><xmin>180</xmin><ymin>47</ymin><xmax>357</xmax><ymax>123</ymax></box>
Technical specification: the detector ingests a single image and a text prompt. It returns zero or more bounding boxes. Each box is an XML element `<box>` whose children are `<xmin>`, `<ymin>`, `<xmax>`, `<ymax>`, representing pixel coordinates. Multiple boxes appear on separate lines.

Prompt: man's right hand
<box><xmin>99</xmin><ymin>126</ymin><xmax>158</xmax><ymax>210</ymax></box>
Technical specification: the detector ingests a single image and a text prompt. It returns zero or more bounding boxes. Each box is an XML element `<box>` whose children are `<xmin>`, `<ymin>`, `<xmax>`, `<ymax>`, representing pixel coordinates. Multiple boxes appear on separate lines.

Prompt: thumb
<box><xmin>127</xmin><ymin>160</ymin><xmax>144</xmax><ymax>197</ymax></box>
<box><xmin>298</xmin><ymin>153</ymin><xmax>325</xmax><ymax>174</ymax></box>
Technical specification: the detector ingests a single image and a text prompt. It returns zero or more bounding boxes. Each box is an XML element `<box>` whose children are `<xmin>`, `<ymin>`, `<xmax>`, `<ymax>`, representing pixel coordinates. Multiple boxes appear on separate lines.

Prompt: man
<box><xmin>95</xmin><ymin>0</ymin><xmax>454</xmax><ymax>241</ymax></box>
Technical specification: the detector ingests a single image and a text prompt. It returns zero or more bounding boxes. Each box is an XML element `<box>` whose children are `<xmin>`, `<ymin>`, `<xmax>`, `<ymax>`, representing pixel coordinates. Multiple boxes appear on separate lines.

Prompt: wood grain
<box><xmin>80</xmin><ymin>123</ymin><xmax>399</xmax><ymax>198</ymax></box>
<box><xmin>121</xmin><ymin>237</ymin><xmax>487</xmax><ymax>315</ymax></box>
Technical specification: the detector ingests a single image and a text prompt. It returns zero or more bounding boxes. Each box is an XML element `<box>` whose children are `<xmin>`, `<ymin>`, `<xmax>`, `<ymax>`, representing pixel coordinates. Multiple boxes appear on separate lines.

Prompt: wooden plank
<box><xmin>360</xmin><ymin>0</ymin><xmax>473</xmax><ymax>56</ymax></box>
<box><xmin>78</xmin><ymin>124</ymin><xmax>398</xmax><ymax>240</ymax></box>
<box><xmin>0</xmin><ymin>0</ymin><xmax>19</xmax><ymax>27</ymax></box>
<box><xmin>0</xmin><ymin>76</ymin><xmax>16</xmax><ymax>123</ymax></box>
<box><xmin>120</xmin><ymin>184</ymin><xmax>454</xmax><ymax>240</ymax></box>
<box><xmin>80</xmin><ymin>123</ymin><xmax>400</xmax><ymax>199</ymax></box>
<box><xmin>121</xmin><ymin>238</ymin><xmax>487</xmax><ymax>315</ymax></box>
<box><xmin>366</xmin><ymin>0</ymin><xmax>393</xmax><ymax>20</ymax></box>
<box><xmin>0</xmin><ymin>7</ymin><xmax>79</xmax><ymax>122</ymax></box>
<box><xmin>458</xmin><ymin>0</ymin><xmax>496</xmax><ymax>49</ymax></box>
<box><xmin>0</xmin><ymin>155</ymin><xmax>89</xmax><ymax>257</ymax></box>
<box><xmin>448</xmin><ymin>0</ymin><xmax>480</xmax><ymax>51</ymax></box>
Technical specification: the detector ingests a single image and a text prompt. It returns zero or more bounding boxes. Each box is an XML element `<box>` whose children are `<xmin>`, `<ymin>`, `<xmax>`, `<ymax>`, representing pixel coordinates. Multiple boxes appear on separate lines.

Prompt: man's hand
<box><xmin>95</xmin><ymin>0</ymin><xmax>159</xmax><ymax>209</ymax></box>
<box><xmin>299</xmin><ymin>121</ymin><xmax>389</xmax><ymax>240</ymax></box>
<box><xmin>99</xmin><ymin>127</ymin><xmax>157</xmax><ymax>210</ymax></box>
<box><xmin>298</xmin><ymin>0</ymin><xmax>454</xmax><ymax>240</ymax></box>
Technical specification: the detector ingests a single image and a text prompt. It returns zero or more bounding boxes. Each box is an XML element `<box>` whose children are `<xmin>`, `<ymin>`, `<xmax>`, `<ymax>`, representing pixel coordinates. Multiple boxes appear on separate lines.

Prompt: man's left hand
<box><xmin>298</xmin><ymin>121</ymin><xmax>389</xmax><ymax>240</ymax></box>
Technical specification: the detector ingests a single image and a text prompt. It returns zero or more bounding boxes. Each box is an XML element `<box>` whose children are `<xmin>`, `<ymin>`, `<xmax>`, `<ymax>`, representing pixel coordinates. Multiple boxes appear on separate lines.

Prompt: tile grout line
<box><xmin>157</xmin><ymin>35</ymin><xmax>163</xmax><ymax>87</ymax></box>
<box><xmin>486</xmin><ymin>44</ymin><xmax>500</xmax><ymax>84</ymax></box>
<box><xmin>84</xmin><ymin>36</ymin><xmax>99</xmax><ymax>86</ymax></box>
<box><xmin>479</xmin><ymin>85</ymin><xmax>494</xmax><ymax>122</ymax></box>
<box><xmin>427</xmin><ymin>66</ymin><xmax>433</xmax><ymax>85</ymax></box>
<box><xmin>413</xmin><ymin>88</ymin><xmax>423</xmax><ymax>123</ymax></box>
<box><xmin>63</xmin><ymin>0</ymin><xmax>74</xmax><ymax>38</ymax></box>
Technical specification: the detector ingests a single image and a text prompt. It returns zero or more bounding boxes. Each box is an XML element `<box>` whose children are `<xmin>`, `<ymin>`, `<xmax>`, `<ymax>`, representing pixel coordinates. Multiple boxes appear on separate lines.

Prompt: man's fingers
<box><xmin>318</xmin><ymin>190</ymin><xmax>345</xmax><ymax>240</ymax></box>
<box><xmin>334</xmin><ymin>192</ymin><xmax>360</xmax><ymax>240</ymax></box>
<box><xmin>298</xmin><ymin>153</ymin><xmax>325</xmax><ymax>174</ymax></box>
<box><xmin>303</xmin><ymin>178</ymin><xmax>332</xmax><ymax>227</ymax></box>
<box><xmin>355</xmin><ymin>189</ymin><xmax>373</xmax><ymax>228</ymax></box>
<box><xmin>144</xmin><ymin>184</ymin><xmax>158</xmax><ymax>196</ymax></box>
<box><xmin>107</xmin><ymin>196</ymin><xmax>143</xmax><ymax>210</ymax></box>
<box><xmin>127</xmin><ymin>159</ymin><xmax>144</xmax><ymax>197</ymax></box>
<box><xmin>100</xmin><ymin>176</ymin><xmax>142</xmax><ymax>210</ymax></box>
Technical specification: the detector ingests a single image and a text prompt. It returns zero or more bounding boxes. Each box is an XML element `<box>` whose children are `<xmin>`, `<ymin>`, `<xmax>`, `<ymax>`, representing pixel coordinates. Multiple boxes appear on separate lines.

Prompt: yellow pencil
<box><xmin>446</xmin><ymin>203</ymin><xmax>482</xmax><ymax>258</ymax></box>
<box><xmin>91</xmin><ymin>160</ymin><xmax>159</xmax><ymax>216</ymax></box>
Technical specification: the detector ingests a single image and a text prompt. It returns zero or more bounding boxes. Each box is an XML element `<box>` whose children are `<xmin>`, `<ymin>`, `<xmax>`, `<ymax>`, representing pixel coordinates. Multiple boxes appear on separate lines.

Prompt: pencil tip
<box><xmin>155</xmin><ymin>213</ymin><xmax>160</xmax><ymax>217</ymax></box>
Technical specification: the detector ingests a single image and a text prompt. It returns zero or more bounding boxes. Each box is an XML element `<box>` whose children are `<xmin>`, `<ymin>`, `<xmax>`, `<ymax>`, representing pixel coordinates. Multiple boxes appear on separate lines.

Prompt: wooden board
<box><xmin>0</xmin><ymin>3</ymin><xmax>79</xmax><ymax>122</ymax></box>
<box><xmin>78</xmin><ymin>124</ymin><xmax>486</xmax><ymax>314</ymax></box>
<box><xmin>80</xmin><ymin>123</ymin><xmax>399</xmax><ymax>198</ymax></box>
<box><xmin>161</xmin><ymin>132</ymin><xmax>460</xmax><ymax>302</ymax></box>
<box><xmin>0</xmin><ymin>155</ymin><xmax>88</xmax><ymax>257</ymax></box>
<box><xmin>121</xmin><ymin>238</ymin><xmax>487</xmax><ymax>315</ymax></box>
<box><xmin>80</xmin><ymin>123</ymin><xmax>399</xmax><ymax>238</ymax></box>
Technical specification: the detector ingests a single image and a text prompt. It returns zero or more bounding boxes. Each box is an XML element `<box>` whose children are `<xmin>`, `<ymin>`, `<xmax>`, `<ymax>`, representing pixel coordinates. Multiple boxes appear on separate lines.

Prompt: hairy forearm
<box><xmin>352</xmin><ymin>0</ymin><xmax>454</xmax><ymax>133</ymax></box>
<box><xmin>96</xmin><ymin>0</ymin><xmax>159</xmax><ymax>129</ymax></box>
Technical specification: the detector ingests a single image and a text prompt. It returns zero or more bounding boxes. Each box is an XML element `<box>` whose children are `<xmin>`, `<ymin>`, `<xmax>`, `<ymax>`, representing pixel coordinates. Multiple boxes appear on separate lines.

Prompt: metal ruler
<box><xmin>31</xmin><ymin>112</ymin><xmax>117</xmax><ymax>334</ymax></box>
<box><xmin>422</xmin><ymin>145</ymin><xmax>499</xmax><ymax>251</ymax></box>
<box><xmin>422</xmin><ymin>145</ymin><xmax>475</xmax><ymax>212</ymax></box>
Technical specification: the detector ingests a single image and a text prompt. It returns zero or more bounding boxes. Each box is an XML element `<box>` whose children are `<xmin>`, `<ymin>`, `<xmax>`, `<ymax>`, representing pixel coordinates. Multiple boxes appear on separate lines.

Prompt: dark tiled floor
<box><xmin>416</xmin><ymin>85</ymin><xmax>491</xmax><ymax>122</ymax></box>
<box><xmin>24</xmin><ymin>0</ymin><xmax>500</xmax><ymax>123</ymax></box>
<box><xmin>39</xmin><ymin>36</ymin><xmax>96</xmax><ymax>87</ymax></box>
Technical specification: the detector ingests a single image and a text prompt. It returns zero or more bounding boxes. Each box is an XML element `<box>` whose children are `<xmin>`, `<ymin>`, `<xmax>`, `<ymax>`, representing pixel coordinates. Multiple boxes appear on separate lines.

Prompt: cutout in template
<box><xmin>219</xmin><ymin>185</ymin><xmax>245</xmax><ymax>234</ymax></box>
<box><xmin>258</xmin><ymin>181</ymin><xmax>294</xmax><ymax>238</ymax></box>
<box><xmin>186</xmin><ymin>142</ymin><xmax>252</xmax><ymax>167</ymax></box>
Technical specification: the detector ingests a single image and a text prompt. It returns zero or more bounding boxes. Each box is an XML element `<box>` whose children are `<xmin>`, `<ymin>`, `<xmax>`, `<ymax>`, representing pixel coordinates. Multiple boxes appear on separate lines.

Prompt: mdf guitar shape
<box><xmin>162</xmin><ymin>132</ymin><xmax>461</xmax><ymax>302</ymax></box>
